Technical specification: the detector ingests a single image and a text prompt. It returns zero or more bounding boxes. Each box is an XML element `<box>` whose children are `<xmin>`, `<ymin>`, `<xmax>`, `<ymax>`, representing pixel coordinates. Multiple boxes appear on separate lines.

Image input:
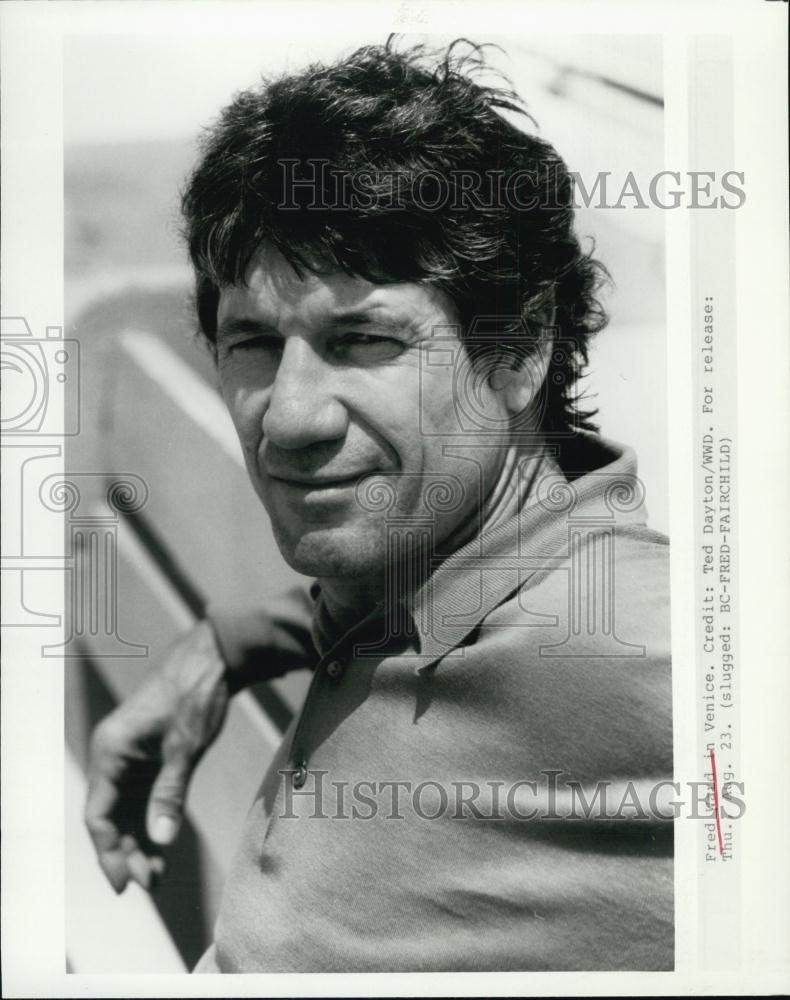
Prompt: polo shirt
<box><xmin>196</xmin><ymin>434</ymin><xmax>673</xmax><ymax>972</ymax></box>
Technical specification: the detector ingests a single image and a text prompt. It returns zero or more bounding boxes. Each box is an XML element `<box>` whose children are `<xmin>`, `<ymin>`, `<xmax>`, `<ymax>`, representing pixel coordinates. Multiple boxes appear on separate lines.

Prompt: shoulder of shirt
<box><xmin>477</xmin><ymin>521</ymin><xmax>671</xmax><ymax>665</ymax></box>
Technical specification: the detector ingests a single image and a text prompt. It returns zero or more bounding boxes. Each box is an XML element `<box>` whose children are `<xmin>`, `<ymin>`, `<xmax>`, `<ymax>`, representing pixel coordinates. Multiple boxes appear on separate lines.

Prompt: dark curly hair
<box><xmin>181</xmin><ymin>37</ymin><xmax>608</xmax><ymax>435</ymax></box>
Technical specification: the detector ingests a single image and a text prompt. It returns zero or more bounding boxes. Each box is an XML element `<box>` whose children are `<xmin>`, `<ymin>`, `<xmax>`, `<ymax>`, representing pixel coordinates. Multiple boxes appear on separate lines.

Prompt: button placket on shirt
<box><xmin>286</xmin><ymin>649</ymin><xmax>348</xmax><ymax>788</ymax></box>
<box><xmin>325</xmin><ymin>658</ymin><xmax>345</xmax><ymax>681</ymax></box>
<box><xmin>292</xmin><ymin>760</ymin><xmax>308</xmax><ymax>789</ymax></box>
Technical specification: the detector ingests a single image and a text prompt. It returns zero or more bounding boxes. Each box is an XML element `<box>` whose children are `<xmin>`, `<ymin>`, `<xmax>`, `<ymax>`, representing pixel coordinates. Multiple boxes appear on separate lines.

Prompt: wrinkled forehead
<box><xmin>217</xmin><ymin>241</ymin><xmax>460</xmax><ymax>335</ymax></box>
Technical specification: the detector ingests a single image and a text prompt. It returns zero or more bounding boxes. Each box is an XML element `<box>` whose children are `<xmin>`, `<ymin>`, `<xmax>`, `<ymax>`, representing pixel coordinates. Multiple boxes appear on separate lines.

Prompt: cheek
<box><xmin>365</xmin><ymin>366</ymin><xmax>463</xmax><ymax>474</ymax></box>
<box><xmin>416</xmin><ymin>366</ymin><xmax>463</xmax><ymax>434</ymax></box>
<box><xmin>222</xmin><ymin>380</ymin><xmax>266</xmax><ymax>447</ymax></box>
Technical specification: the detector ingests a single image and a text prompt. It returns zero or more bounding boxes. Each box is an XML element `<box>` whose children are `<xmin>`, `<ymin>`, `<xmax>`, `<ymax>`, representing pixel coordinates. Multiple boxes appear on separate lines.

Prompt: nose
<box><xmin>262</xmin><ymin>336</ymin><xmax>348</xmax><ymax>449</ymax></box>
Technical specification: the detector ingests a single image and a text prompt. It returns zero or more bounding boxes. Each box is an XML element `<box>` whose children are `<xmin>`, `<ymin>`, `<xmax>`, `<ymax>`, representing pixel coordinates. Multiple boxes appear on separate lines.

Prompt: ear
<box><xmin>498</xmin><ymin>334</ymin><xmax>553</xmax><ymax>416</ymax></box>
<box><xmin>488</xmin><ymin>301</ymin><xmax>556</xmax><ymax>417</ymax></box>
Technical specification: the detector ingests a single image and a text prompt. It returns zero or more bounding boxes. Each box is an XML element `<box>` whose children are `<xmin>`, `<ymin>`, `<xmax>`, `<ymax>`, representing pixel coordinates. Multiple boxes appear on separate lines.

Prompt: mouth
<box><xmin>266</xmin><ymin>472</ymin><xmax>369</xmax><ymax>490</ymax></box>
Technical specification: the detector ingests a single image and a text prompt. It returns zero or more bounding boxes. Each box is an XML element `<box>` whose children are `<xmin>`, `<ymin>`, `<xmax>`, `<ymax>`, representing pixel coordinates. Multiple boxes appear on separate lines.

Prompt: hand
<box><xmin>84</xmin><ymin>620</ymin><xmax>230</xmax><ymax>893</ymax></box>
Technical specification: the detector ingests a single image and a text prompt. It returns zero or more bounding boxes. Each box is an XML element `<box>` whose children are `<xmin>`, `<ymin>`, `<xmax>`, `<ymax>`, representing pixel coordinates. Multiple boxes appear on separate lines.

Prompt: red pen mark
<box><xmin>709</xmin><ymin>747</ymin><xmax>725</xmax><ymax>854</ymax></box>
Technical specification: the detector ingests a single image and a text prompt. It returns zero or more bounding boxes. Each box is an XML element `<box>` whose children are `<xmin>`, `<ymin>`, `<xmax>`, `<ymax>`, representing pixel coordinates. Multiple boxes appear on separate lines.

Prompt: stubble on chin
<box><xmin>271</xmin><ymin>520</ymin><xmax>387</xmax><ymax>581</ymax></box>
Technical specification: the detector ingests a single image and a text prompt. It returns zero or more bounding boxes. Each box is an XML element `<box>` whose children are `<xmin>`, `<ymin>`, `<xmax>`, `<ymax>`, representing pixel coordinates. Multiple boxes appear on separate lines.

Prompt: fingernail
<box><xmin>152</xmin><ymin>815</ymin><xmax>177</xmax><ymax>844</ymax></box>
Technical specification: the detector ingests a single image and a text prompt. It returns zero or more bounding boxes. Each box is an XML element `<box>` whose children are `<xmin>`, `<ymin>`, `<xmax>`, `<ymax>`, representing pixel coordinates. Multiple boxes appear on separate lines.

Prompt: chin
<box><xmin>274</xmin><ymin>524</ymin><xmax>386</xmax><ymax>580</ymax></box>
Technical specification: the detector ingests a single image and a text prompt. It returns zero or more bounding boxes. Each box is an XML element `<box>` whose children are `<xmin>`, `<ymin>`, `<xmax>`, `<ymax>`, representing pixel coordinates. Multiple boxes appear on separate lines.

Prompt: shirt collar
<box><xmin>309</xmin><ymin>434</ymin><xmax>647</xmax><ymax>667</ymax></box>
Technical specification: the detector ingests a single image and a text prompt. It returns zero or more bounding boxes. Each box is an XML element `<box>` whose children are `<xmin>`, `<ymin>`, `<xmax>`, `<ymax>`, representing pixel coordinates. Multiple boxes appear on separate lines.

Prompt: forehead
<box><xmin>216</xmin><ymin>242</ymin><xmax>458</xmax><ymax>331</ymax></box>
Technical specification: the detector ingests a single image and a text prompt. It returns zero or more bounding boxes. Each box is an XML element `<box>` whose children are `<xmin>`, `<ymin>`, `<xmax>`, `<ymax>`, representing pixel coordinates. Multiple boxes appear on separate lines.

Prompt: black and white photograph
<box><xmin>1</xmin><ymin>1</ymin><xmax>788</xmax><ymax>995</ymax></box>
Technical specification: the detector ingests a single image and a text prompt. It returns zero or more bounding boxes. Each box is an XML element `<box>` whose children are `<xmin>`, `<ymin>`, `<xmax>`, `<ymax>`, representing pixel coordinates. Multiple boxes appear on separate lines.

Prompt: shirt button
<box><xmin>293</xmin><ymin>760</ymin><xmax>307</xmax><ymax>788</ymax></box>
<box><xmin>326</xmin><ymin>659</ymin><xmax>343</xmax><ymax>679</ymax></box>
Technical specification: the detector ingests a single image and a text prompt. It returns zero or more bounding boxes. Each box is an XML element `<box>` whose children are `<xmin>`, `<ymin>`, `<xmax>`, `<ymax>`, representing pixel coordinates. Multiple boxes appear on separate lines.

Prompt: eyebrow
<box><xmin>216</xmin><ymin>317</ymin><xmax>278</xmax><ymax>340</ymax></box>
<box><xmin>325</xmin><ymin>307</ymin><xmax>419</xmax><ymax>337</ymax></box>
<box><xmin>217</xmin><ymin>307</ymin><xmax>420</xmax><ymax>339</ymax></box>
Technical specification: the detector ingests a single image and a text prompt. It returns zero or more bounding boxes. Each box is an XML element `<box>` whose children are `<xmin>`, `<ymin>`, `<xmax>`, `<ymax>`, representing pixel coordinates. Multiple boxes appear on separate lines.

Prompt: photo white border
<box><xmin>1</xmin><ymin>1</ymin><xmax>788</xmax><ymax>995</ymax></box>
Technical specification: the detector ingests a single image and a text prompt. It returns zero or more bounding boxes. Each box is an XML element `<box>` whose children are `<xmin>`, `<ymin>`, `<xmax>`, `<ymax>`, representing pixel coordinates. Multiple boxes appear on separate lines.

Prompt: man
<box><xmin>85</xmin><ymin>38</ymin><xmax>672</xmax><ymax>971</ymax></box>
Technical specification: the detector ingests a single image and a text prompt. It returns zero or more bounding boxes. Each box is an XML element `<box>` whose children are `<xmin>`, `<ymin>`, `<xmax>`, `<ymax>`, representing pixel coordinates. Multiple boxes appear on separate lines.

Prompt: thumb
<box><xmin>146</xmin><ymin>746</ymin><xmax>193</xmax><ymax>846</ymax></box>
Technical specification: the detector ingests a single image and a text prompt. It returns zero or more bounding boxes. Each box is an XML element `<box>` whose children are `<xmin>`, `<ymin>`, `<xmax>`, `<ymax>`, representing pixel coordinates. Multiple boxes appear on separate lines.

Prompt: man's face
<box><xmin>215</xmin><ymin>243</ymin><xmax>513</xmax><ymax>582</ymax></box>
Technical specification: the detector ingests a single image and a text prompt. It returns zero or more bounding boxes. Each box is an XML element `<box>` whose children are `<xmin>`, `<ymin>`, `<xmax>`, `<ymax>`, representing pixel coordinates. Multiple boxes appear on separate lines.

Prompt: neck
<box><xmin>319</xmin><ymin>438</ymin><xmax>559</xmax><ymax>630</ymax></box>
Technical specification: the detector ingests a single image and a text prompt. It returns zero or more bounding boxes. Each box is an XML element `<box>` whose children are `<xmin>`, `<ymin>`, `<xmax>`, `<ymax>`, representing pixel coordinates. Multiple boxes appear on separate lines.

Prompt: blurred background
<box><xmin>64</xmin><ymin>32</ymin><xmax>666</xmax><ymax>972</ymax></box>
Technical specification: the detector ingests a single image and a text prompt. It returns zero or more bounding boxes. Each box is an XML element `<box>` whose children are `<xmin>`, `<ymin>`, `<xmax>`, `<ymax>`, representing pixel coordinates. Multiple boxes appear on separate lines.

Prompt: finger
<box><xmin>118</xmin><ymin>831</ymin><xmax>165</xmax><ymax>890</ymax></box>
<box><xmin>87</xmin><ymin>804</ymin><xmax>130</xmax><ymax>894</ymax></box>
<box><xmin>125</xmin><ymin>847</ymin><xmax>155</xmax><ymax>892</ymax></box>
<box><xmin>123</xmin><ymin>846</ymin><xmax>166</xmax><ymax>892</ymax></box>
<box><xmin>86</xmin><ymin>763</ymin><xmax>149</xmax><ymax>893</ymax></box>
<box><xmin>97</xmin><ymin>846</ymin><xmax>132</xmax><ymax>894</ymax></box>
<box><xmin>85</xmin><ymin>769</ymin><xmax>122</xmax><ymax>850</ymax></box>
<box><xmin>148</xmin><ymin>854</ymin><xmax>166</xmax><ymax>879</ymax></box>
<box><xmin>146</xmin><ymin>748</ymin><xmax>193</xmax><ymax>846</ymax></box>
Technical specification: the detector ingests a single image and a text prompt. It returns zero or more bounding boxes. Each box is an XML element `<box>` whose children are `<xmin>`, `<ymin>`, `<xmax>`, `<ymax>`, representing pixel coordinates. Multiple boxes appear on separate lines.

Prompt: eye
<box><xmin>332</xmin><ymin>332</ymin><xmax>405</xmax><ymax>363</ymax></box>
<box><xmin>232</xmin><ymin>335</ymin><xmax>283</xmax><ymax>352</ymax></box>
<box><xmin>218</xmin><ymin>334</ymin><xmax>284</xmax><ymax>360</ymax></box>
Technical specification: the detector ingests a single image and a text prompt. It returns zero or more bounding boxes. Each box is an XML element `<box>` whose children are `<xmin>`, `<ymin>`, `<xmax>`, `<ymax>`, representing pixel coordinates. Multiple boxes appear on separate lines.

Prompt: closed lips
<box><xmin>267</xmin><ymin>472</ymin><xmax>372</xmax><ymax>486</ymax></box>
